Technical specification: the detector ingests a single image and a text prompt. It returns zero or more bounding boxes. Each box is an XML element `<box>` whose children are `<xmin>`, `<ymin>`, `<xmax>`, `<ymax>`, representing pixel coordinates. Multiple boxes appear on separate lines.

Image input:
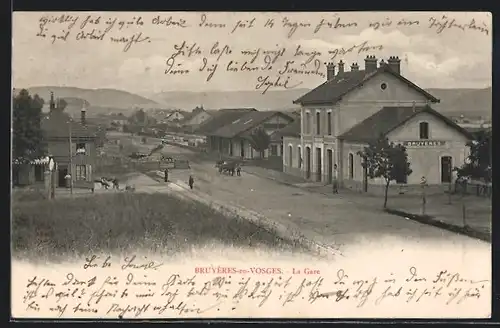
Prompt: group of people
<box><xmin>164</xmin><ymin>168</ymin><xmax>195</xmax><ymax>190</ymax></box>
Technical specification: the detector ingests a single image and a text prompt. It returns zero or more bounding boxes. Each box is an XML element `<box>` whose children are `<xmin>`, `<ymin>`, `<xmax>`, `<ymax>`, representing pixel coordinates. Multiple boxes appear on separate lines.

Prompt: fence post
<box><xmin>462</xmin><ymin>203</ymin><xmax>466</xmax><ymax>227</ymax></box>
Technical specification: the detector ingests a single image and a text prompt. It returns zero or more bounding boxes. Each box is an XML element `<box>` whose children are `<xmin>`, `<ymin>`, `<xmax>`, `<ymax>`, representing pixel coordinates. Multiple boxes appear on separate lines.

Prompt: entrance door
<box><xmin>305</xmin><ymin>147</ymin><xmax>311</xmax><ymax>179</ymax></box>
<box><xmin>327</xmin><ymin>149</ymin><xmax>333</xmax><ymax>184</ymax></box>
<box><xmin>240</xmin><ymin>140</ymin><xmax>245</xmax><ymax>158</ymax></box>
<box><xmin>58</xmin><ymin>167</ymin><xmax>68</xmax><ymax>187</ymax></box>
<box><xmin>441</xmin><ymin>156</ymin><xmax>452</xmax><ymax>183</ymax></box>
<box><xmin>316</xmin><ymin>147</ymin><xmax>322</xmax><ymax>182</ymax></box>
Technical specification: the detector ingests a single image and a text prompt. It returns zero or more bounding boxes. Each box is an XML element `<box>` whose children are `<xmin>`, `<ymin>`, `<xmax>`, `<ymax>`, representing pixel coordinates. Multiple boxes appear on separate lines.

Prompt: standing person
<box><xmin>236</xmin><ymin>163</ymin><xmax>241</xmax><ymax>176</ymax></box>
<box><xmin>332</xmin><ymin>164</ymin><xmax>339</xmax><ymax>194</ymax></box>
<box><xmin>164</xmin><ymin>168</ymin><xmax>169</xmax><ymax>182</ymax></box>
<box><xmin>188</xmin><ymin>175</ymin><xmax>194</xmax><ymax>190</ymax></box>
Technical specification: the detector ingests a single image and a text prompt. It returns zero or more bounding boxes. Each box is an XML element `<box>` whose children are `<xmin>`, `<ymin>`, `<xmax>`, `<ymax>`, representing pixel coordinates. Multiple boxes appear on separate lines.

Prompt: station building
<box><xmin>283</xmin><ymin>55</ymin><xmax>474</xmax><ymax>191</ymax></box>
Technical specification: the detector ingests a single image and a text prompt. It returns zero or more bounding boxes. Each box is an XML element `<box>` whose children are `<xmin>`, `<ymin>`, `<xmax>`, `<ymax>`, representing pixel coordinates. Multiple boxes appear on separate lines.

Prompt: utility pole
<box><xmin>69</xmin><ymin>119</ymin><xmax>73</xmax><ymax>195</ymax></box>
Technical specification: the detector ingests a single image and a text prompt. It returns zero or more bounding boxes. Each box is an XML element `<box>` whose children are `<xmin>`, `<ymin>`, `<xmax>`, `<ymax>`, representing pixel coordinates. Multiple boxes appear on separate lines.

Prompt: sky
<box><xmin>13</xmin><ymin>11</ymin><xmax>492</xmax><ymax>96</ymax></box>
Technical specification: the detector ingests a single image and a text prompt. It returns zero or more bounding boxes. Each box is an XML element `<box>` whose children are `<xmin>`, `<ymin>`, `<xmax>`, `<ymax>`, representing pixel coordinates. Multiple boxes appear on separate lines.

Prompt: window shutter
<box><xmin>71</xmin><ymin>164</ymin><xmax>76</xmax><ymax>181</ymax></box>
<box><xmin>71</xmin><ymin>142</ymin><xmax>77</xmax><ymax>156</ymax></box>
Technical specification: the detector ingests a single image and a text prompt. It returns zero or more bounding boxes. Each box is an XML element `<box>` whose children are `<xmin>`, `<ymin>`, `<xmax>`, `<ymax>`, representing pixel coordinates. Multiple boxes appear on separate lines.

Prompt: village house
<box><xmin>285</xmin><ymin>55</ymin><xmax>474</xmax><ymax>191</ymax></box>
<box><xmin>41</xmin><ymin>92</ymin><xmax>98</xmax><ymax>190</ymax></box>
<box><xmin>206</xmin><ymin>110</ymin><xmax>294</xmax><ymax>159</ymax></box>
<box><xmin>180</xmin><ymin>106</ymin><xmax>214</xmax><ymax>133</ymax></box>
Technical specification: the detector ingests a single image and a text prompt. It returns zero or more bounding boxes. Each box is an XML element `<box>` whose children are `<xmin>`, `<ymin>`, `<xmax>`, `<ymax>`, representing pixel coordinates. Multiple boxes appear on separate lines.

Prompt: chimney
<box><xmin>351</xmin><ymin>62</ymin><xmax>359</xmax><ymax>71</ymax></box>
<box><xmin>326</xmin><ymin>62</ymin><xmax>335</xmax><ymax>80</ymax></box>
<box><xmin>81</xmin><ymin>107</ymin><xmax>86</xmax><ymax>125</ymax></box>
<box><xmin>387</xmin><ymin>56</ymin><xmax>401</xmax><ymax>74</ymax></box>
<box><xmin>49</xmin><ymin>91</ymin><xmax>55</xmax><ymax>112</ymax></box>
<box><xmin>337</xmin><ymin>60</ymin><xmax>345</xmax><ymax>76</ymax></box>
<box><xmin>364</xmin><ymin>55</ymin><xmax>378</xmax><ymax>73</ymax></box>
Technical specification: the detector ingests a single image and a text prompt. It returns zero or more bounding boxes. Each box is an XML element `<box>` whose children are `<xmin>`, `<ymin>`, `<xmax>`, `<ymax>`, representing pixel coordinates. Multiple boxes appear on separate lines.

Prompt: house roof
<box><xmin>338</xmin><ymin>105</ymin><xmax>474</xmax><ymax>143</ymax></box>
<box><xmin>293</xmin><ymin>64</ymin><xmax>440</xmax><ymax>105</ymax></box>
<box><xmin>41</xmin><ymin>110</ymin><xmax>98</xmax><ymax>138</ymax></box>
<box><xmin>270</xmin><ymin>120</ymin><xmax>301</xmax><ymax>140</ymax></box>
<box><xmin>194</xmin><ymin>108</ymin><xmax>257</xmax><ymax>135</ymax></box>
<box><xmin>210</xmin><ymin>111</ymin><xmax>294</xmax><ymax>138</ymax></box>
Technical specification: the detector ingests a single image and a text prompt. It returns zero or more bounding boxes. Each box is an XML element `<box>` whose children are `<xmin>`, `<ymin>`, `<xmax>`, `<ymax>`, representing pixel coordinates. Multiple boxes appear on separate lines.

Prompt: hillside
<box><xmin>427</xmin><ymin>87</ymin><xmax>492</xmax><ymax>118</ymax></box>
<box><xmin>149</xmin><ymin>87</ymin><xmax>491</xmax><ymax>117</ymax></box>
<box><xmin>148</xmin><ymin>89</ymin><xmax>308</xmax><ymax>111</ymax></box>
<box><xmin>25</xmin><ymin>86</ymin><xmax>159</xmax><ymax>110</ymax></box>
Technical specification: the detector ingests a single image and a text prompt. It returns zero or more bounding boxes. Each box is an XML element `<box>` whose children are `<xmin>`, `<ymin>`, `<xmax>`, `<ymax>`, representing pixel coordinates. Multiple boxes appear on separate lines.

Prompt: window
<box><xmin>327</xmin><ymin>112</ymin><xmax>332</xmax><ymax>135</ymax></box>
<box><xmin>271</xmin><ymin>145</ymin><xmax>278</xmax><ymax>156</ymax></box>
<box><xmin>76</xmin><ymin>142</ymin><xmax>86</xmax><ymax>154</ymax></box>
<box><xmin>348</xmin><ymin>153</ymin><xmax>354</xmax><ymax>179</ymax></box>
<box><xmin>75</xmin><ymin>165</ymin><xmax>87</xmax><ymax>181</ymax></box>
<box><xmin>316</xmin><ymin>112</ymin><xmax>321</xmax><ymax>135</ymax></box>
<box><xmin>288</xmin><ymin>145</ymin><xmax>293</xmax><ymax>167</ymax></box>
<box><xmin>280</xmin><ymin>144</ymin><xmax>283</xmax><ymax>156</ymax></box>
<box><xmin>380</xmin><ymin>82</ymin><xmax>387</xmax><ymax>90</ymax></box>
<box><xmin>419</xmin><ymin>122</ymin><xmax>429</xmax><ymax>139</ymax></box>
<box><xmin>305</xmin><ymin>112</ymin><xmax>311</xmax><ymax>134</ymax></box>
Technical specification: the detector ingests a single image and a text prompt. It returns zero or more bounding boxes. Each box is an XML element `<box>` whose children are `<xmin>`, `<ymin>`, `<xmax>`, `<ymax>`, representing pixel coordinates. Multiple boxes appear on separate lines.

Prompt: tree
<box><xmin>454</xmin><ymin>129</ymin><xmax>492</xmax><ymax>182</ymax></box>
<box><xmin>248</xmin><ymin>127</ymin><xmax>271</xmax><ymax>159</ymax></box>
<box><xmin>357</xmin><ymin>136</ymin><xmax>413</xmax><ymax>208</ymax></box>
<box><xmin>12</xmin><ymin>89</ymin><xmax>46</xmax><ymax>163</ymax></box>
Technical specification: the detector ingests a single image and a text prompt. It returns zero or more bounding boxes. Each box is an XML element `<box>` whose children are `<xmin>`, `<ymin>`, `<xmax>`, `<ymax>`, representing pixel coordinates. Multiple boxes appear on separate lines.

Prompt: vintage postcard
<box><xmin>11</xmin><ymin>11</ymin><xmax>492</xmax><ymax>319</ymax></box>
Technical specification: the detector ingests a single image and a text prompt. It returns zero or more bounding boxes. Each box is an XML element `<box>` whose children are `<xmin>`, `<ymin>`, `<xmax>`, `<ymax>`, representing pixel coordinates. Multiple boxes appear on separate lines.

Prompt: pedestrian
<box><xmin>236</xmin><ymin>163</ymin><xmax>241</xmax><ymax>176</ymax></box>
<box><xmin>188</xmin><ymin>175</ymin><xmax>194</xmax><ymax>190</ymax></box>
<box><xmin>164</xmin><ymin>168</ymin><xmax>169</xmax><ymax>182</ymax></box>
<box><xmin>332</xmin><ymin>164</ymin><xmax>339</xmax><ymax>194</ymax></box>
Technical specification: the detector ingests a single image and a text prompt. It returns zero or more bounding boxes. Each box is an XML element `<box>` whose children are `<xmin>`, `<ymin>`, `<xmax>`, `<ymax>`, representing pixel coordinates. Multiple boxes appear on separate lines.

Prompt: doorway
<box><xmin>441</xmin><ymin>156</ymin><xmax>452</xmax><ymax>183</ymax></box>
<box><xmin>327</xmin><ymin>149</ymin><xmax>333</xmax><ymax>184</ymax></box>
<box><xmin>58</xmin><ymin>166</ymin><xmax>68</xmax><ymax>187</ymax></box>
<box><xmin>316</xmin><ymin>147</ymin><xmax>322</xmax><ymax>182</ymax></box>
<box><xmin>305</xmin><ymin>147</ymin><xmax>311</xmax><ymax>179</ymax></box>
<box><xmin>240</xmin><ymin>140</ymin><xmax>245</xmax><ymax>158</ymax></box>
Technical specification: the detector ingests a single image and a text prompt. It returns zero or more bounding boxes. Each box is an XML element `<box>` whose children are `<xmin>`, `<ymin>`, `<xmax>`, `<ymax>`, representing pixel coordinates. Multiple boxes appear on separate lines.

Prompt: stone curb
<box><xmin>384</xmin><ymin>208</ymin><xmax>490</xmax><ymax>243</ymax></box>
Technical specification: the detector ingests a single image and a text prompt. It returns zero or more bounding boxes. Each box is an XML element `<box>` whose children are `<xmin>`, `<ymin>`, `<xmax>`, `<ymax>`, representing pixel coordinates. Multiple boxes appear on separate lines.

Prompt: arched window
<box><xmin>419</xmin><ymin>122</ymin><xmax>429</xmax><ymax>139</ymax></box>
<box><xmin>288</xmin><ymin>145</ymin><xmax>293</xmax><ymax>167</ymax></box>
<box><xmin>348</xmin><ymin>153</ymin><xmax>354</xmax><ymax>179</ymax></box>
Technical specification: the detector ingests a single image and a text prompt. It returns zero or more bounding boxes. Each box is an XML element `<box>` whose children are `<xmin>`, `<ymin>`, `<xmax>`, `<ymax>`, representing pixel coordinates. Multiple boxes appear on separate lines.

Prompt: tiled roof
<box><xmin>338</xmin><ymin>105</ymin><xmax>474</xmax><ymax>143</ymax></box>
<box><xmin>293</xmin><ymin>64</ymin><xmax>440</xmax><ymax>105</ymax></box>
<box><xmin>211</xmin><ymin>111</ymin><xmax>293</xmax><ymax>138</ymax></box>
<box><xmin>194</xmin><ymin>108</ymin><xmax>257</xmax><ymax>135</ymax></box>
<box><xmin>41</xmin><ymin>110</ymin><xmax>98</xmax><ymax>138</ymax></box>
<box><xmin>270</xmin><ymin>120</ymin><xmax>301</xmax><ymax>140</ymax></box>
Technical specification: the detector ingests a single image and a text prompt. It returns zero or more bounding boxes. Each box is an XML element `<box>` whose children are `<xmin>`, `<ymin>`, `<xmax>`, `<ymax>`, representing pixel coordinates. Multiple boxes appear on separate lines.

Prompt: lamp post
<box><xmin>48</xmin><ymin>155</ymin><xmax>55</xmax><ymax>199</ymax></box>
<box><xmin>421</xmin><ymin>176</ymin><xmax>427</xmax><ymax>215</ymax></box>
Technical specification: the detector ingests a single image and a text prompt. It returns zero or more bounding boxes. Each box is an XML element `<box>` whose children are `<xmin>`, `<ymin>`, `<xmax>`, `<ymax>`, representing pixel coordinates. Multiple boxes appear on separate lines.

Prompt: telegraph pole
<box><xmin>69</xmin><ymin>119</ymin><xmax>73</xmax><ymax>195</ymax></box>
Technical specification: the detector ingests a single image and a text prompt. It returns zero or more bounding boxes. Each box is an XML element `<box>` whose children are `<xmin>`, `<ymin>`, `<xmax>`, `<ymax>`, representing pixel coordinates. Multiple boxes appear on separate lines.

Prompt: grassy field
<box><xmin>12</xmin><ymin>192</ymin><xmax>305</xmax><ymax>261</ymax></box>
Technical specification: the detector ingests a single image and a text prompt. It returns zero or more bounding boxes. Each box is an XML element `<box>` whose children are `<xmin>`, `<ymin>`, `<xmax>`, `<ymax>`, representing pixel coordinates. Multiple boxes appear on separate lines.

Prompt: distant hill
<box><xmin>148</xmin><ymin>89</ymin><xmax>309</xmax><ymax>111</ymax></box>
<box><xmin>426</xmin><ymin>87</ymin><xmax>492</xmax><ymax>118</ymax></box>
<box><xmin>25</xmin><ymin>86</ymin><xmax>159</xmax><ymax>110</ymax></box>
<box><xmin>149</xmin><ymin>87</ymin><xmax>491</xmax><ymax>118</ymax></box>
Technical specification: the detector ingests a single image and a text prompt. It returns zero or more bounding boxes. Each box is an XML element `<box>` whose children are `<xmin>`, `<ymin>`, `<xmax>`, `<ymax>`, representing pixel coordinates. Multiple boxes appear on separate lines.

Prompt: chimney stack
<box><xmin>364</xmin><ymin>55</ymin><xmax>378</xmax><ymax>73</ymax></box>
<box><xmin>81</xmin><ymin>107</ymin><xmax>86</xmax><ymax>125</ymax></box>
<box><xmin>337</xmin><ymin>60</ymin><xmax>345</xmax><ymax>76</ymax></box>
<box><xmin>326</xmin><ymin>62</ymin><xmax>336</xmax><ymax>80</ymax></box>
<box><xmin>351</xmin><ymin>62</ymin><xmax>359</xmax><ymax>71</ymax></box>
<box><xmin>387</xmin><ymin>56</ymin><xmax>401</xmax><ymax>75</ymax></box>
<box><xmin>49</xmin><ymin>91</ymin><xmax>55</xmax><ymax>112</ymax></box>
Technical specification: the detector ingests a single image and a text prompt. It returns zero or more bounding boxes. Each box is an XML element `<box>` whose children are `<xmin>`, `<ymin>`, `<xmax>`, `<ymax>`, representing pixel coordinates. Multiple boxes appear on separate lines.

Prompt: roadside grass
<box><xmin>12</xmin><ymin>192</ymin><xmax>306</xmax><ymax>262</ymax></box>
